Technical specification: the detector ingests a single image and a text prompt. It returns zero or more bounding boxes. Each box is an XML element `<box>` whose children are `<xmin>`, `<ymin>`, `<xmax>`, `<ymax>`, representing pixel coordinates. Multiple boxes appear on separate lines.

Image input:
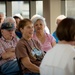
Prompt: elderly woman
<box><xmin>31</xmin><ymin>14</ymin><xmax>56</xmax><ymax>52</ymax></box>
<box><xmin>15</xmin><ymin>18</ymin><xmax>45</xmax><ymax>75</ymax></box>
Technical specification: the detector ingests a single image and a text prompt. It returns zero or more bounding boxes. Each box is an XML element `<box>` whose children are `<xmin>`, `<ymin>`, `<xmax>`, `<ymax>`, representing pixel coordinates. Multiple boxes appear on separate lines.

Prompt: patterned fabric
<box><xmin>0</xmin><ymin>36</ymin><xmax>19</xmax><ymax>66</ymax></box>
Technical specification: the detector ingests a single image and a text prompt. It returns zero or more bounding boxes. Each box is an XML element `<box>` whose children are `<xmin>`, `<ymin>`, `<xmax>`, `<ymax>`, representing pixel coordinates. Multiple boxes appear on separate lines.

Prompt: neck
<box><xmin>36</xmin><ymin>32</ymin><xmax>45</xmax><ymax>37</ymax></box>
<box><xmin>23</xmin><ymin>35</ymin><xmax>31</xmax><ymax>41</ymax></box>
<box><xmin>58</xmin><ymin>40</ymin><xmax>75</xmax><ymax>46</ymax></box>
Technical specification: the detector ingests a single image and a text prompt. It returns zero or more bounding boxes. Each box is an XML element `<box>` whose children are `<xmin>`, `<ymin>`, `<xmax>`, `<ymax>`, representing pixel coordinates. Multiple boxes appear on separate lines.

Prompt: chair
<box><xmin>17</xmin><ymin>58</ymin><xmax>24</xmax><ymax>75</ymax></box>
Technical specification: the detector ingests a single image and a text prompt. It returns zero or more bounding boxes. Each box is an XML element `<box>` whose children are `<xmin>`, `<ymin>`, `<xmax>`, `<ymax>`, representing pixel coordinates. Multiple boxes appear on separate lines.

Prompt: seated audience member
<box><xmin>15</xmin><ymin>18</ymin><xmax>45</xmax><ymax>75</ymax></box>
<box><xmin>40</xmin><ymin>17</ymin><xmax>75</xmax><ymax>75</ymax></box>
<box><xmin>31</xmin><ymin>14</ymin><xmax>56</xmax><ymax>52</ymax></box>
<box><xmin>0</xmin><ymin>12</ymin><xmax>5</xmax><ymax>38</ymax></box>
<box><xmin>52</xmin><ymin>15</ymin><xmax>66</xmax><ymax>43</ymax></box>
<box><xmin>31</xmin><ymin>14</ymin><xmax>50</xmax><ymax>34</ymax></box>
<box><xmin>13</xmin><ymin>13</ymin><xmax>23</xmax><ymax>38</ymax></box>
<box><xmin>0</xmin><ymin>22</ymin><xmax>20</xmax><ymax>75</ymax></box>
<box><xmin>3</xmin><ymin>17</ymin><xmax>20</xmax><ymax>38</ymax></box>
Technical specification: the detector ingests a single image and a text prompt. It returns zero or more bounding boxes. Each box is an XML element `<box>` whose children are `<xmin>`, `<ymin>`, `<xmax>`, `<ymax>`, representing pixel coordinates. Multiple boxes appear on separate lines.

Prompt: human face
<box><xmin>15</xmin><ymin>18</ymin><xmax>21</xmax><ymax>29</ymax></box>
<box><xmin>34</xmin><ymin>19</ymin><xmax>45</xmax><ymax>33</ymax></box>
<box><xmin>0</xmin><ymin>14</ymin><xmax>5</xmax><ymax>27</ymax></box>
<box><xmin>20</xmin><ymin>22</ymin><xmax>34</xmax><ymax>40</ymax></box>
<box><xmin>1</xmin><ymin>29</ymin><xmax>15</xmax><ymax>40</ymax></box>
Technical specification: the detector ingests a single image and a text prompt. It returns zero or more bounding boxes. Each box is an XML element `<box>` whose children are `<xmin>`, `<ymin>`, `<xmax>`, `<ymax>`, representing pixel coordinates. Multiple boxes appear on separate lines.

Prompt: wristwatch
<box><xmin>0</xmin><ymin>56</ymin><xmax>3</xmax><ymax>60</ymax></box>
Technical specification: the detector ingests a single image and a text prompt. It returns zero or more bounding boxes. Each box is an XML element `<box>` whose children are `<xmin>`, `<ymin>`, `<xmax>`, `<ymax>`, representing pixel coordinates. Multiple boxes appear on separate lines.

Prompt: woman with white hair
<box><xmin>52</xmin><ymin>15</ymin><xmax>66</xmax><ymax>43</ymax></box>
<box><xmin>31</xmin><ymin>14</ymin><xmax>56</xmax><ymax>52</ymax></box>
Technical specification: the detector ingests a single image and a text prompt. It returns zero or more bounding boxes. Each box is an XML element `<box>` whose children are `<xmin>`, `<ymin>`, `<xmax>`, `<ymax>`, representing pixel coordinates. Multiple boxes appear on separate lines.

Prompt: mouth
<box><xmin>37</xmin><ymin>28</ymin><xmax>41</xmax><ymax>30</ymax></box>
<box><xmin>29</xmin><ymin>32</ymin><xmax>33</xmax><ymax>35</ymax></box>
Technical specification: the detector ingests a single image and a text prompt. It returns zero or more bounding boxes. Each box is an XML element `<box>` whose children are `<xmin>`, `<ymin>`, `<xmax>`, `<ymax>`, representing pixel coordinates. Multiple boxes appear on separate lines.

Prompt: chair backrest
<box><xmin>17</xmin><ymin>58</ymin><xmax>24</xmax><ymax>75</ymax></box>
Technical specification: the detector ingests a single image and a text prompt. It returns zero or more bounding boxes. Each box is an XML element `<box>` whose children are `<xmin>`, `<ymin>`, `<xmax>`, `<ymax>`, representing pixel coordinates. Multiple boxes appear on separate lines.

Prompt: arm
<box><xmin>21</xmin><ymin>57</ymin><xmax>39</xmax><ymax>73</ymax></box>
<box><xmin>51</xmin><ymin>41</ymin><xmax>56</xmax><ymax>47</ymax></box>
<box><xmin>1</xmin><ymin>48</ymin><xmax>15</xmax><ymax>60</ymax></box>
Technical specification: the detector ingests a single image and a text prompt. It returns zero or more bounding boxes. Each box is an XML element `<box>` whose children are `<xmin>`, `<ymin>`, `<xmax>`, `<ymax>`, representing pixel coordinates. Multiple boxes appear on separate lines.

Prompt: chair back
<box><xmin>17</xmin><ymin>58</ymin><xmax>24</xmax><ymax>75</ymax></box>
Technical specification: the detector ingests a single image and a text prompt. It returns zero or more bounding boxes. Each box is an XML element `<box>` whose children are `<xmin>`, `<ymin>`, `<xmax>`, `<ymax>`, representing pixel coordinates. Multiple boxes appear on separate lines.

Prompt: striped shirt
<box><xmin>0</xmin><ymin>36</ymin><xmax>19</xmax><ymax>66</ymax></box>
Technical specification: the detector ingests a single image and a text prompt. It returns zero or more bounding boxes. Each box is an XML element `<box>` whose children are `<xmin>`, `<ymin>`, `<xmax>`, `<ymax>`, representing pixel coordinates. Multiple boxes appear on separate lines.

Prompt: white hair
<box><xmin>31</xmin><ymin>14</ymin><xmax>50</xmax><ymax>34</ymax></box>
<box><xmin>13</xmin><ymin>13</ymin><xmax>23</xmax><ymax>20</ymax></box>
<box><xmin>56</xmin><ymin>15</ymin><xmax>66</xmax><ymax>25</ymax></box>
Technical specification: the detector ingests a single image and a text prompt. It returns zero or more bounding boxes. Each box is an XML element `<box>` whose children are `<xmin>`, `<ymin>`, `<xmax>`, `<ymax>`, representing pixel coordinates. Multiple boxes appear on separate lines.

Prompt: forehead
<box><xmin>35</xmin><ymin>19</ymin><xmax>44</xmax><ymax>23</ymax></box>
<box><xmin>2</xmin><ymin>29</ymin><xmax>14</xmax><ymax>32</ymax></box>
<box><xmin>0</xmin><ymin>14</ymin><xmax>4</xmax><ymax>17</ymax></box>
<box><xmin>24</xmin><ymin>22</ymin><xmax>33</xmax><ymax>27</ymax></box>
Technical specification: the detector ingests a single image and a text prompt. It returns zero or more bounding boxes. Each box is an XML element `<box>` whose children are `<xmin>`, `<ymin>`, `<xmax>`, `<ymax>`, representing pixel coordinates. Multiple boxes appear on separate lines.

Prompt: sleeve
<box><xmin>15</xmin><ymin>41</ymin><xmax>28</xmax><ymax>60</ymax></box>
<box><xmin>48</xmin><ymin>34</ymin><xmax>56</xmax><ymax>43</ymax></box>
<box><xmin>0</xmin><ymin>41</ymin><xmax>5</xmax><ymax>56</ymax></box>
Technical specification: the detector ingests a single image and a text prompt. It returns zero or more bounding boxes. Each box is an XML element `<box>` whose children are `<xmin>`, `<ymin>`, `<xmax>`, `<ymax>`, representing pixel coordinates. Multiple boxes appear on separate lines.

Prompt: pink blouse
<box><xmin>33</xmin><ymin>33</ymin><xmax>55</xmax><ymax>52</ymax></box>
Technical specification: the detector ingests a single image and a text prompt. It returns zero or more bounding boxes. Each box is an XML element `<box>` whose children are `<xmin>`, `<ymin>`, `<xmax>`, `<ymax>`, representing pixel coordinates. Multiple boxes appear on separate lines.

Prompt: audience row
<box><xmin>0</xmin><ymin>12</ymin><xmax>75</xmax><ymax>75</ymax></box>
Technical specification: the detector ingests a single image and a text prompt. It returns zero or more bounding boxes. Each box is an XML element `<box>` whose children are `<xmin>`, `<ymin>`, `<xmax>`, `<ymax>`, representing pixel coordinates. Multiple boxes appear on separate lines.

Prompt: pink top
<box><xmin>33</xmin><ymin>33</ymin><xmax>55</xmax><ymax>52</ymax></box>
<box><xmin>0</xmin><ymin>36</ymin><xmax>19</xmax><ymax>66</ymax></box>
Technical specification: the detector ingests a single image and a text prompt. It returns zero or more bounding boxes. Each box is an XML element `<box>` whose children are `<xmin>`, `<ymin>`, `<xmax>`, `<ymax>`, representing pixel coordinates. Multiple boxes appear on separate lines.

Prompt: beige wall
<box><xmin>6</xmin><ymin>2</ymin><xmax>12</xmax><ymax>16</ymax></box>
<box><xmin>50</xmin><ymin>0</ymin><xmax>61</xmax><ymax>33</ymax></box>
<box><xmin>43</xmin><ymin>0</ymin><xmax>61</xmax><ymax>34</ymax></box>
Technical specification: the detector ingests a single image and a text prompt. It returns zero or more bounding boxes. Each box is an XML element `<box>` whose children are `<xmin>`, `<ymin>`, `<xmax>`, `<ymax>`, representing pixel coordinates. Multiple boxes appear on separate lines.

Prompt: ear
<box><xmin>1</xmin><ymin>30</ymin><xmax>3</xmax><ymax>33</ymax></box>
<box><xmin>20</xmin><ymin>28</ymin><xmax>23</xmax><ymax>33</ymax></box>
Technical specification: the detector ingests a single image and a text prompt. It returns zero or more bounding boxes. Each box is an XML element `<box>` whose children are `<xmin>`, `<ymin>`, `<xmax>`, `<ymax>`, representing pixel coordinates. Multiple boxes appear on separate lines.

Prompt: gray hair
<box><xmin>31</xmin><ymin>14</ymin><xmax>50</xmax><ymax>34</ymax></box>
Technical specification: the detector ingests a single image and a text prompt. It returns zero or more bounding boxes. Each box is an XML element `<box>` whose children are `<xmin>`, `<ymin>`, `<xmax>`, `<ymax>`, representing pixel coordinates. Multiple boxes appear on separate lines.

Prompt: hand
<box><xmin>1</xmin><ymin>50</ymin><xmax>15</xmax><ymax>60</ymax></box>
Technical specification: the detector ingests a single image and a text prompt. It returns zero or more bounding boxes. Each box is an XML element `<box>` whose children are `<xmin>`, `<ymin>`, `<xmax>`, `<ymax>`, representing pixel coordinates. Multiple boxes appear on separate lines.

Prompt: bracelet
<box><xmin>0</xmin><ymin>56</ymin><xmax>3</xmax><ymax>60</ymax></box>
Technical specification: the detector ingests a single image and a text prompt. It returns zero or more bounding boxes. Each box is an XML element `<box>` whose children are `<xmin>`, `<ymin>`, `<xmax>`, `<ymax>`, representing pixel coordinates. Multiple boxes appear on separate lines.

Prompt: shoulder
<box><xmin>16</xmin><ymin>38</ymin><xmax>25</xmax><ymax>47</ymax></box>
<box><xmin>46</xmin><ymin>33</ymin><xmax>55</xmax><ymax>39</ymax></box>
<box><xmin>0</xmin><ymin>37</ymin><xmax>5</xmax><ymax>43</ymax></box>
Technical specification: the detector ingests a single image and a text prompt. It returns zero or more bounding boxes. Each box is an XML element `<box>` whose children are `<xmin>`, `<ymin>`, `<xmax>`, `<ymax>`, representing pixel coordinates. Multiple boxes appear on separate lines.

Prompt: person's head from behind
<box><xmin>56</xmin><ymin>15</ymin><xmax>66</xmax><ymax>27</ymax></box>
<box><xmin>56</xmin><ymin>17</ymin><xmax>75</xmax><ymax>43</ymax></box>
<box><xmin>0</xmin><ymin>12</ymin><xmax>5</xmax><ymax>27</ymax></box>
<box><xmin>18</xmin><ymin>18</ymin><xmax>34</xmax><ymax>39</ymax></box>
<box><xmin>31</xmin><ymin>14</ymin><xmax>47</xmax><ymax>33</ymax></box>
<box><xmin>1</xmin><ymin>22</ymin><xmax>15</xmax><ymax>40</ymax></box>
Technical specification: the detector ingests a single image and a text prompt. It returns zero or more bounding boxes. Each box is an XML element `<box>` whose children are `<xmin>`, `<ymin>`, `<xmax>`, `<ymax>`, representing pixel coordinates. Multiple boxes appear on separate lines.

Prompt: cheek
<box><xmin>34</xmin><ymin>26</ymin><xmax>38</xmax><ymax>30</ymax></box>
<box><xmin>2</xmin><ymin>32</ymin><xmax>9</xmax><ymax>37</ymax></box>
